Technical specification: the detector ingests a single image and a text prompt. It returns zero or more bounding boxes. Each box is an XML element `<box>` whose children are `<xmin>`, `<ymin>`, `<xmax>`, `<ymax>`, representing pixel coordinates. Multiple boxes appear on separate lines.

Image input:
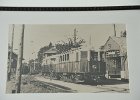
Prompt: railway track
<box><xmin>29</xmin><ymin>80</ymin><xmax>77</xmax><ymax>93</ymax></box>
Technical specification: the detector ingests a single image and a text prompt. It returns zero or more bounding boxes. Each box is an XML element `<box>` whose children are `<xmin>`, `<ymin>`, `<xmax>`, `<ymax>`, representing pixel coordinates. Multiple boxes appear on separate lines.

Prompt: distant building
<box><xmin>42</xmin><ymin>46</ymin><xmax>58</xmax><ymax>66</ymax></box>
<box><xmin>8</xmin><ymin>51</ymin><xmax>17</xmax><ymax>73</ymax></box>
<box><xmin>29</xmin><ymin>59</ymin><xmax>40</xmax><ymax>74</ymax></box>
<box><xmin>22</xmin><ymin>63</ymin><xmax>30</xmax><ymax>74</ymax></box>
<box><xmin>101</xmin><ymin>34</ymin><xmax>128</xmax><ymax>80</ymax></box>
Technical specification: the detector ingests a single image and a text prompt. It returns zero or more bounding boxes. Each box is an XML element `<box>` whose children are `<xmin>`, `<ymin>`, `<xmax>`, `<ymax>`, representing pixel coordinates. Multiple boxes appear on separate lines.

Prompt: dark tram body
<box><xmin>41</xmin><ymin>47</ymin><xmax>106</xmax><ymax>83</ymax></box>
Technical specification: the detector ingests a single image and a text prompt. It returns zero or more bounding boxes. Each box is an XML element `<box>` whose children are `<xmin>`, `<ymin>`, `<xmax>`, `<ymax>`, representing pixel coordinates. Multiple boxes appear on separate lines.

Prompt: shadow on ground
<box><xmin>76</xmin><ymin>79</ymin><xmax>129</xmax><ymax>86</ymax></box>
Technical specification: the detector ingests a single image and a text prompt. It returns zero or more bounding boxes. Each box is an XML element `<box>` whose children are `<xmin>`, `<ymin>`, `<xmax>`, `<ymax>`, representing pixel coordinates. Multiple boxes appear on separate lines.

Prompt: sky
<box><xmin>8</xmin><ymin>24</ymin><xmax>126</xmax><ymax>62</ymax></box>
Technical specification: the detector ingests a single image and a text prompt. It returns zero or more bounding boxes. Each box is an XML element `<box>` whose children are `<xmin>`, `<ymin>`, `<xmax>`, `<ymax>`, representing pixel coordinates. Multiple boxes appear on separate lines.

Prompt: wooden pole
<box><xmin>98</xmin><ymin>51</ymin><xmax>101</xmax><ymax>73</ymax></box>
<box><xmin>7</xmin><ymin>24</ymin><xmax>15</xmax><ymax>81</ymax></box>
<box><xmin>74</xmin><ymin>28</ymin><xmax>77</xmax><ymax>45</ymax></box>
<box><xmin>114</xmin><ymin>24</ymin><xmax>116</xmax><ymax>37</ymax></box>
<box><xmin>15</xmin><ymin>24</ymin><xmax>25</xmax><ymax>93</ymax></box>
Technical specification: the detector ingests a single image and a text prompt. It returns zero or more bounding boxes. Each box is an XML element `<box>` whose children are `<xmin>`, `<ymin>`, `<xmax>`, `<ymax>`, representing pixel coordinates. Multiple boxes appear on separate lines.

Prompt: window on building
<box><xmin>108</xmin><ymin>44</ymin><xmax>111</xmax><ymax>49</ymax></box>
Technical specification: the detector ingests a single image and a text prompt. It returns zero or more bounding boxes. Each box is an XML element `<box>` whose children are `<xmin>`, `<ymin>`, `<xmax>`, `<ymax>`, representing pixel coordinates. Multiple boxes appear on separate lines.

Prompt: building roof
<box><xmin>44</xmin><ymin>47</ymin><xmax>58</xmax><ymax>54</ymax></box>
<box><xmin>111</xmin><ymin>36</ymin><xmax>127</xmax><ymax>53</ymax></box>
<box><xmin>101</xmin><ymin>36</ymin><xmax>127</xmax><ymax>54</ymax></box>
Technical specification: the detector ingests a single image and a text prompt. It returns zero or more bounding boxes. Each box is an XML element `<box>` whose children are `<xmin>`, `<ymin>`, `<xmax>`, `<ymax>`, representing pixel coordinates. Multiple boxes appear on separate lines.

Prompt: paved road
<box><xmin>35</xmin><ymin>76</ymin><xmax>129</xmax><ymax>93</ymax></box>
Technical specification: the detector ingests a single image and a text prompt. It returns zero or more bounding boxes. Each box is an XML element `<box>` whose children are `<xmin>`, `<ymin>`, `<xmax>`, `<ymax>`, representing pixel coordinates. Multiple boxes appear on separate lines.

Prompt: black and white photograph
<box><xmin>6</xmin><ymin>24</ymin><xmax>129</xmax><ymax>93</ymax></box>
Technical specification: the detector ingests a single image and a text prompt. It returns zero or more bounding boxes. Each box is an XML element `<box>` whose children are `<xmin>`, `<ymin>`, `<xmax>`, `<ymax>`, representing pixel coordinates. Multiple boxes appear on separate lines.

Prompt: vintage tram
<box><xmin>41</xmin><ymin>47</ymin><xmax>106</xmax><ymax>83</ymax></box>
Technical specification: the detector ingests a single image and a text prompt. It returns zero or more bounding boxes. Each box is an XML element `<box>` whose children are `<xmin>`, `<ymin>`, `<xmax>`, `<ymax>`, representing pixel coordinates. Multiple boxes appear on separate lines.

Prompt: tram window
<box><xmin>63</xmin><ymin>55</ymin><xmax>64</xmax><ymax>61</ymax></box>
<box><xmin>67</xmin><ymin>54</ymin><xmax>69</xmax><ymax>60</ymax></box>
<box><xmin>60</xmin><ymin>56</ymin><xmax>62</xmax><ymax>62</ymax></box>
<box><xmin>101</xmin><ymin>58</ymin><xmax>104</xmax><ymax>61</ymax></box>
<box><xmin>81</xmin><ymin>51</ymin><xmax>87</xmax><ymax>58</ymax></box>
<box><xmin>65</xmin><ymin>54</ymin><xmax>67</xmax><ymax>61</ymax></box>
<box><xmin>93</xmin><ymin>52</ymin><xmax>98</xmax><ymax>61</ymax></box>
<box><xmin>76</xmin><ymin>52</ymin><xmax>79</xmax><ymax>61</ymax></box>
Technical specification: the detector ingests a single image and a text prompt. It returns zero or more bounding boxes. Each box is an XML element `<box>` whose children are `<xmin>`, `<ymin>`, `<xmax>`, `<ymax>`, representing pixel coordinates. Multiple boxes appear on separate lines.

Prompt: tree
<box><xmin>55</xmin><ymin>33</ymin><xmax>85</xmax><ymax>53</ymax></box>
<box><xmin>49</xmin><ymin>42</ymin><xmax>52</xmax><ymax>48</ymax></box>
<box><xmin>37</xmin><ymin>29</ymin><xmax>85</xmax><ymax>66</ymax></box>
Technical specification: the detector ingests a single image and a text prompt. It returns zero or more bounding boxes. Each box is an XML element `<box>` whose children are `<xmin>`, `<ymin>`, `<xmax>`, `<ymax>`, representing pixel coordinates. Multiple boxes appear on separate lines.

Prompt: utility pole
<box><xmin>114</xmin><ymin>24</ymin><xmax>116</xmax><ymax>37</ymax></box>
<box><xmin>33</xmin><ymin>52</ymin><xmax>36</xmax><ymax>71</ymax></box>
<box><xmin>89</xmin><ymin>34</ymin><xmax>91</xmax><ymax>46</ymax></box>
<box><xmin>74</xmin><ymin>28</ymin><xmax>77</xmax><ymax>45</ymax></box>
<box><xmin>34</xmin><ymin>59</ymin><xmax>36</xmax><ymax>71</ymax></box>
<box><xmin>15</xmin><ymin>24</ymin><xmax>25</xmax><ymax>93</ymax></box>
<box><xmin>98</xmin><ymin>51</ymin><xmax>101</xmax><ymax>73</ymax></box>
<box><xmin>7</xmin><ymin>24</ymin><xmax>15</xmax><ymax>81</ymax></box>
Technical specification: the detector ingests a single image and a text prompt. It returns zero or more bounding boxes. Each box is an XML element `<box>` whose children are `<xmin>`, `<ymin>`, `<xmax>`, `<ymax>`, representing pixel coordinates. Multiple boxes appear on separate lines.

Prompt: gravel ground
<box><xmin>6</xmin><ymin>75</ymin><xmax>50</xmax><ymax>93</ymax></box>
<box><xmin>6</xmin><ymin>74</ymin><xmax>129</xmax><ymax>93</ymax></box>
<box><xmin>35</xmin><ymin>76</ymin><xmax>129</xmax><ymax>93</ymax></box>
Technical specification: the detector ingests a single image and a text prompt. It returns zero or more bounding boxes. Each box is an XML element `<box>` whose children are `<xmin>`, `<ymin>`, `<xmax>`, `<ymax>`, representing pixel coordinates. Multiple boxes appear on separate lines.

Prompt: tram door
<box><xmin>90</xmin><ymin>51</ymin><xmax>98</xmax><ymax>73</ymax></box>
<box><xmin>106</xmin><ymin>54</ymin><xmax>121</xmax><ymax>78</ymax></box>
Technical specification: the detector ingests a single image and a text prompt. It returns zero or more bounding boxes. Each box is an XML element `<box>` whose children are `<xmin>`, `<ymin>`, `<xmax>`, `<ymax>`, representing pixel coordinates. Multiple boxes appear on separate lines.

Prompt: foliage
<box><xmin>55</xmin><ymin>36</ymin><xmax>85</xmax><ymax>53</ymax></box>
<box><xmin>37</xmin><ymin>32</ymin><xmax>85</xmax><ymax>65</ymax></box>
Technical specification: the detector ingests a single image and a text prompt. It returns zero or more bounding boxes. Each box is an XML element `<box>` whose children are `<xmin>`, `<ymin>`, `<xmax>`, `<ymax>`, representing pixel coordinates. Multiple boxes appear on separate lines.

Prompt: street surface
<box><xmin>6</xmin><ymin>75</ymin><xmax>129</xmax><ymax>93</ymax></box>
<box><xmin>35</xmin><ymin>76</ymin><xmax>129</xmax><ymax>93</ymax></box>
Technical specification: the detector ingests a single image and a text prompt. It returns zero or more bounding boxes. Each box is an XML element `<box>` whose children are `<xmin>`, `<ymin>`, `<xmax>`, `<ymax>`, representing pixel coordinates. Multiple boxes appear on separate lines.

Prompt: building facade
<box><xmin>101</xmin><ymin>35</ymin><xmax>129</xmax><ymax>80</ymax></box>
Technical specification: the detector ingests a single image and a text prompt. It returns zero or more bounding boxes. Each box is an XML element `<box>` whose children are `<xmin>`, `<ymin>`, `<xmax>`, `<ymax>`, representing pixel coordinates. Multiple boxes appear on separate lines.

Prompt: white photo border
<box><xmin>0</xmin><ymin>10</ymin><xmax>140</xmax><ymax>100</ymax></box>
